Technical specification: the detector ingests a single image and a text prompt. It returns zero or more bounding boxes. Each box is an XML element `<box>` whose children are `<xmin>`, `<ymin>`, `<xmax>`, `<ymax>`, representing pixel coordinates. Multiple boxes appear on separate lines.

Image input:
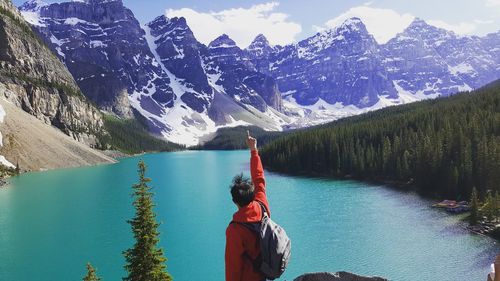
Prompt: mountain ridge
<box><xmin>0</xmin><ymin>0</ymin><xmax>116</xmax><ymax>170</ymax></box>
<box><xmin>18</xmin><ymin>0</ymin><xmax>500</xmax><ymax>145</ymax></box>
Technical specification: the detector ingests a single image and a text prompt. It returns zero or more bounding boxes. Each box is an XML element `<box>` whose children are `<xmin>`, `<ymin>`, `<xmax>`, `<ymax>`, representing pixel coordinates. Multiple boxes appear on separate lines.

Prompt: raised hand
<box><xmin>246</xmin><ymin>130</ymin><xmax>257</xmax><ymax>151</ymax></box>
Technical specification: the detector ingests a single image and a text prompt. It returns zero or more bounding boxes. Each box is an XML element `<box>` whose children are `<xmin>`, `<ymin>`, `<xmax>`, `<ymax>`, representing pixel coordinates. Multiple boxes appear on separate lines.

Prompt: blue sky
<box><xmin>14</xmin><ymin>0</ymin><xmax>500</xmax><ymax>47</ymax></box>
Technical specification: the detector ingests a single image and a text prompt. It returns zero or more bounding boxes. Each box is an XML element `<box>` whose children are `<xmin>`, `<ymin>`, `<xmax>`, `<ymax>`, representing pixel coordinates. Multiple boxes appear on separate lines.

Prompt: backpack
<box><xmin>231</xmin><ymin>201</ymin><xmax>291</xmax><ymax>280</ymax></box>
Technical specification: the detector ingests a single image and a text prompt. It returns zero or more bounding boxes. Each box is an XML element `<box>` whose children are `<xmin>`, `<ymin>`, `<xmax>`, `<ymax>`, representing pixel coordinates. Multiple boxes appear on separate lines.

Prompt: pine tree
<box><xmin>469</xmin><ymin>187</ymin><xmax>480</xmax><ymax>225</ymax></box>
<box><xmin>15</xmin><ymin>161</ymin><xmax>20</xmax><ymax>175</ymax></box>
<box><xmin>495</xmin><ymin>191</ymin><xmax>500</xmax><ymax>222</ymax></box>
<box><xmin>484</xmin><ymin>190</ymin><xmax>495</xmax><ymax>222</ymax></box>
<box><xmin>123</xmin><ymin>160</ymin><xmax>172</xmax><ymax>281</ymax></box>
<box><xmin>83</xmin><ymin>263</ymin><xmax>101</xmax><ymax>281</ymax></box>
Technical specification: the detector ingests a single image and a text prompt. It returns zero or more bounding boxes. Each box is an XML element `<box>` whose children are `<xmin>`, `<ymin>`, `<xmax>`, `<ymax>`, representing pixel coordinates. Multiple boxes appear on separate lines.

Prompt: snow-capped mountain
<box><xmin>20</xmin><ymin>0</ymin><xmax>174</xmax><ymax>119</ymax></box>
<box><xmin>19</xmin><ymin>0</ymin><xmax>500</xmax><ymax>145</ymax></box>
<box><xmin>143</xmin><ymin>15</ymin><xmax>288</xmax><ymax>144</ymax></box>
<box><xmin>247</xmin><ymin>17</ymin><xmax>500</xmax><ymax>128</ymax></box>
<box><xmin>20</xmin><ymin>0</ymin><xmax>288</xmax><ymax>144</ymax></box>
<box><xmin>255</xmin><ymin>17</ymin><xmax>396</xmax><ymax>107</ymax></box>
<box><xmin>381</xmin><ymin>18</ymin><xmax>473</xmax><ymax>99</ymax></box>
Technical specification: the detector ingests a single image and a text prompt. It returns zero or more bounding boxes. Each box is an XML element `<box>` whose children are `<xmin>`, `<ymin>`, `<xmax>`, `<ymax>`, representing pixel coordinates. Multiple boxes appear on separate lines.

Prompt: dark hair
<box><xmin>230</xmin><ymin>173</ymin><xmax>255</xmax><ymax>207</ymax></box>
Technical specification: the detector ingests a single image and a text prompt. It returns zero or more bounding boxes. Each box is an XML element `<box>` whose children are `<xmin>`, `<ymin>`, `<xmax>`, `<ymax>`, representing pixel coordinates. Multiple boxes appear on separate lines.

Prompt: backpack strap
<box><xmin>230</xmin><ymin>220</ymin><xmax>259</xmax><ymax>232</ymax></box>
<box><xmin>228</xmin><ymin>221</ymin><xmax>263</xmax><ymax>271</ymax></box>
<box><xmin>255</xmin><ymin>200</ymin><xmax>269</xmax><ymax>219</ymax></box>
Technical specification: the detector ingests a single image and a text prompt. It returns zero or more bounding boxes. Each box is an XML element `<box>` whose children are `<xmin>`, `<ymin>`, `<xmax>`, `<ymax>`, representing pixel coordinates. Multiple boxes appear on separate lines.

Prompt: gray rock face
<box><xmin>0</xmin><ymin>0</ymin><xmax>105</xmax><ymax>146</ymax></box>
<box><xmin>294</xmin><ymin>272</ymin><xmax>387</xmax><ymax>281</ymax></box>
<box><xmin>20</xmin><ymin>0</ymin><xmax>175</xmax><ymax>118</ymax></box>
<box><xmin>254</xmin><ymin>18</ymin><xmax>396</xmax><ymax>107</ymax></box>
<box><xmin>203</xmin><ymin>33</ymin><xmax>282</xmax><ymax>112</ymax></box>
<box><xmin>146</xmin><ymin>15</ymin><xmax>212</xmax><ymax>114</ymax></box>
<box><xmin>401</xmin><ymin>18</ymin><xmax>498</xmax><ymax>89</ymax></box>
<box><xmin>380</xmin><ymin>18</ymin><xmax>496</xmax><ymax>96</ymax></box>
<box><xmin>251</xmin><ymin>17</ymin><xmax>500</xmax><ymax>107</ymax></box>
<box><xmin>20</xmin><ymin>1</ymin><xmax>286</xmax><ymax>144</ymax></box>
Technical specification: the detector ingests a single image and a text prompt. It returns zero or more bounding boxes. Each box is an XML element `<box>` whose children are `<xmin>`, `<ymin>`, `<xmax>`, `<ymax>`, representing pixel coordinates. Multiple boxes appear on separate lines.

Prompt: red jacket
<box><xmin>225</xmin><ymin>149</ymin><xmax>270</xmax><ymax>281</ymax></box>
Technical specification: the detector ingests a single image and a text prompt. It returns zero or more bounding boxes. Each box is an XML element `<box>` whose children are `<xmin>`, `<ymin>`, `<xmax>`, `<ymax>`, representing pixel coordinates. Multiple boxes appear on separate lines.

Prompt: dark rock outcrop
<box><xmin>294</xmin><ymin>272</ymin><xmax>388</xmax><ymax>281</ymax></box>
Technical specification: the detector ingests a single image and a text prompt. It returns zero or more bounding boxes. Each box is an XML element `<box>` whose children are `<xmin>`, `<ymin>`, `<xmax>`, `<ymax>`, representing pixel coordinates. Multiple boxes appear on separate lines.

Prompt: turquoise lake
<box><xmin>0</xmin><ymin>150</ymin><xmax>498</xmax><ymax>281</ymax></box>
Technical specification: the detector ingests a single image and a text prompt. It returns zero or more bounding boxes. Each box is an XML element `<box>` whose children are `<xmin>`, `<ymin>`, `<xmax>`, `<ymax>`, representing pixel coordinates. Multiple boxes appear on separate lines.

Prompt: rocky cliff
<box><xmin>0</xmin><ymin>0</ymin><xmax>105</xmax><ymax>146</ymax></box>
<box><xmin>19</xmin><ymin>0</ymin><xmax>287</xmax><ymax>145</ymax></box>
<box><xmin>19</xmin><ymin>0</ymin><xmax>173</xmax><ymax>119</ymax></box>
<box><xmin>0</xmin><ymin>0</ymin><xmax>113</xmax><ymax>170</ymax></box>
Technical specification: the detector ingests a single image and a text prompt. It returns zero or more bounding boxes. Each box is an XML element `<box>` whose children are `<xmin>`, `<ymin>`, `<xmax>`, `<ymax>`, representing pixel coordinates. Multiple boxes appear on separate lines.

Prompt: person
<box><xmin>487</xmin><ymin>254</ymin><xmax>500</xmax><ymax>281</ymax></box>
<box><xmin>225</xmin><ymin>131</ymin><xmax>270</xmax><ymax>281</ymax></box>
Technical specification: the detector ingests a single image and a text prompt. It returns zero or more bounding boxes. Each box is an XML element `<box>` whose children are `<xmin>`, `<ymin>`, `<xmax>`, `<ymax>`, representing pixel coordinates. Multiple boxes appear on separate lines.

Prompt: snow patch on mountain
<box><xmin>281</xmin><ymin>80</ymin><xmax>445</xmax><ymax>129</ymax></box>
<box><xmin>142</xmin><ymin>24</ymin><xmax>221</xmax><ymax>145</ymax></box>
<box><xmin>0</xmin><ymin>103</ymin><xmax>15</xmax><ymax>168</ymax></box>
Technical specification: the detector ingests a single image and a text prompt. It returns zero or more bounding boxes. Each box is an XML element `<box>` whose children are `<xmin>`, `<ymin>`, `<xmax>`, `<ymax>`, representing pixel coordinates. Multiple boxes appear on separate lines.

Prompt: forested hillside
<box><xmin>195</xmin><ymin>126</ymin><xmax>288</xmax><ymax>150</ymax></box>
<box><xmin>101</xmin><ymin>115</ymin><xmax>184</xmax><ymax>154</ymax></box>
<box><xmin>261</xmin><ymin>81</ymin><xmax>500</xmax><ymax>199</ymax></box>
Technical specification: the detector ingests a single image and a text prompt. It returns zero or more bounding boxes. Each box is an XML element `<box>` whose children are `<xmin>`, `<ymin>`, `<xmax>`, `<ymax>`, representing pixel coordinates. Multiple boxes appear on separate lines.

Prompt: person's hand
<box><xmin>246</xmin><ymin>130</ymin><xmax>257</xmax><ymax>151</ymax></box>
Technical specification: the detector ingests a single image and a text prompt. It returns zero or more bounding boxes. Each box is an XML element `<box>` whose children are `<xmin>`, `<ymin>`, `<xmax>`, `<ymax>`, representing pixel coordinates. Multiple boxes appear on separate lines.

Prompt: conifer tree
<box><xmin>260</xmin><ymin>85</ymin><xmax>500</xmax><ymax>199</ymax></box>
<box><xmin>123</xmin><ymin>160</ymin><xmax>172</xmax><ymax>281</ymax></box>
<box><xmin>484</xmin><ymin>190</ymin><xmax>495</xmax><ymax>222</ymax></box>
<box><xmin>83</xmin><ymin>263</ymin><xmax>101</xmax><ymax>281</ymax></box>
<box><xmin>495</xmin><ymin>191</ymin><xmax>500</xmax><ymax>222</ymax></box>
<box><xmin>469</xmin><ymin>187</ymin><xmax>480</xmax><ymax>225</ymax></box>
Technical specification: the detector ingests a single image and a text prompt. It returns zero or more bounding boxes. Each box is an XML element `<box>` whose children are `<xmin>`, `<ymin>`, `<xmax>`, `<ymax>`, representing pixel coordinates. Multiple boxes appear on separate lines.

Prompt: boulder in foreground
<box><xmin>294</xmin><ymin>271</ymin><xmax>388</xmax><ymax>281</ymax></box>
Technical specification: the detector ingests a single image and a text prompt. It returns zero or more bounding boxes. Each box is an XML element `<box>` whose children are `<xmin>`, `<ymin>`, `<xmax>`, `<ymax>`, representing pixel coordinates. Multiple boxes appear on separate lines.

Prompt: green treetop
<box><xmin>123</xmin><ymin>160</ymin><xmax>172</xmax><ymax>281</ymax></box>
<box><xmin>469</xmin><ymin>187</ymin><xmax>480</xmax><ymax>225</ymax></box>
<box><xmin>483</xmin><ymin>190</ymin><xmax>496</xmax><ymax>222</ymax></box>
<box><xmin>83</xmin><ymin>263</ymin><xmax>101</xmax><ymax>281</ymax></box>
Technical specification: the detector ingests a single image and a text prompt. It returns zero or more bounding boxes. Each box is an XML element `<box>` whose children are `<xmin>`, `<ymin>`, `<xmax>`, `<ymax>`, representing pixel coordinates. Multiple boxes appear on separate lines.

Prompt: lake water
<box><xmin>0</xmin><ymin>150</ymin><xmax>497</xmax><ymax>281</ymax></box>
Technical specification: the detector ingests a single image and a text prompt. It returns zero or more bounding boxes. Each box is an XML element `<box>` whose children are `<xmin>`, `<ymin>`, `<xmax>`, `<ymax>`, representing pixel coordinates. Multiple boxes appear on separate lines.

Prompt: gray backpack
<box><xmin>231</xmin><ymin>201</ymin><xmax>291</xmax><ymax>280</ymax></box>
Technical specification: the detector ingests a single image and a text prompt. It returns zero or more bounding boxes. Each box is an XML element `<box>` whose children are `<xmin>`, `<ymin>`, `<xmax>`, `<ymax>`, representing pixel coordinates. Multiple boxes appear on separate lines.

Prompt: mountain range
<box><xmin>15</xmin><ymin>0</ymin><xmax>500</xmax><ymax>145</ymax></box>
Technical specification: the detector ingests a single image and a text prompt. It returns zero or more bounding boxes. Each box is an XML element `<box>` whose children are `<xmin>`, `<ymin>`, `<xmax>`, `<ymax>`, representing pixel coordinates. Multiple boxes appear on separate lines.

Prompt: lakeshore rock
<box><xmin>294</xmin><ymin>272</ymin><xmax>388</xmax><ymax>281</ymax></box>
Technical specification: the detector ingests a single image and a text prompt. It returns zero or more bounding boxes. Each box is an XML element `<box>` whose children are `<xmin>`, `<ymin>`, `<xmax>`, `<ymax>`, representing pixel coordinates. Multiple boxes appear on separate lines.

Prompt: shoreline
<box><xmin>3</xmin><ymin>148</ymin><xmax>496</xmax><ymax>243</ymax></box>
<box><xmin>263</xmin><ymin>166</ymin><xmax>500</xmax><ymax>241</ymax></box>
<box><xmin>0</xmin><ymin>148</ymin><xmax>186</xmax><ymax>180</ymax></box>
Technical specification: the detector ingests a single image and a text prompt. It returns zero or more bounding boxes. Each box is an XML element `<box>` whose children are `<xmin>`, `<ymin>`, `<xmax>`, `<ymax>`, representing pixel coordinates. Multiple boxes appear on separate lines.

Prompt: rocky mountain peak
<box><xmin>148</xmin><ymin>15</ymin><xmax>188</xmax><ymax>30</ymax></box>
<box><xmin>209</xmin><ymin>34</ymin><xmax>237</xmax><ymax>48</ymax></box>
<box><xmin>407</xmin><ymin>17</ymin><xmax>428</xmax><ymax>28</ymax></box>
<box><xmin>405</xmin><ymin>17</ymin><xmax>449</xmax><ymax>36</ymax></box>
<box><xmin>72</xmin><ymin>0</ymin><xmax>122</xmax><ymax>5</ymax></box>
<box><xmin>249</xmin><ymin>34</ymin><xmax>270</xmax><ymax>48</ymax></box>
<box><xmin>18</xmin><ymin>0</ymin><xmax>46</xmax><ymax>11</ymax></box>
<box><xmin>336</xmin><ymin>17</ymin><xmax>370</xmax><ymax>36</ymax></box>
<box><xmin>246</xmin><ymin>33</ymin><xmax>274</xmax><ymax>59</ymax></box>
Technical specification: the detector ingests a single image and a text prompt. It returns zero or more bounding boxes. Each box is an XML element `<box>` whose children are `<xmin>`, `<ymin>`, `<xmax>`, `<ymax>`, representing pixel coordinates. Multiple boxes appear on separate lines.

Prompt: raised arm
<box><xmin>246</xmin><ymin>131</ymin><xmax>269</xmax><ymax>213</ymax></box>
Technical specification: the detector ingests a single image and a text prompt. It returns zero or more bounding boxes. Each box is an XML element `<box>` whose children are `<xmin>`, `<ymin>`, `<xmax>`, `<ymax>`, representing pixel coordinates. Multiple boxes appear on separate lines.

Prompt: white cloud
<box><xmin>315</xmin><ymin>6</ymin><xmax>486</xmax><ymax>44</ymax></box>
<box><xmin>474</xmin><ymin>19</ymin><xmax>494</xmax><ymax>24</ymax></box>
<box><xmin>485</xmin><ymin>0</ymin><xmax>500</xmax><ymax>7</ymax></box>
<box><xmin>315</xmin><ymin>6</ymin><xmax>415</xmax><ymax>44</ymax></box>
<box><xmin>165</xmin><ymin>2</ymin><xmax>302</xmax><ymax>48</ymax></box>
<box><xmin>427</xmin><ymin>20</ymin><xmax>476</xmax><ymax>35</ymax></box>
